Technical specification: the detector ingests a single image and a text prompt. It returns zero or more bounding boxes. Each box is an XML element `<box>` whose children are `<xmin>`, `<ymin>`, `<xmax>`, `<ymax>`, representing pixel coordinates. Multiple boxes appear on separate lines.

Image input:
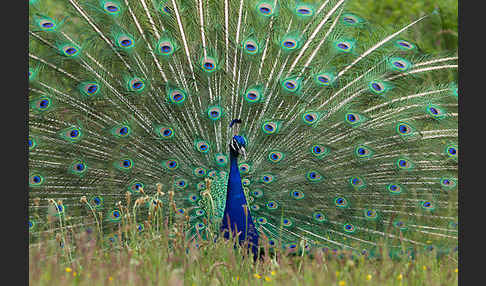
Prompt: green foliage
<box><xmin>347</xmin><ymin>0</ymin><xmax>458</xmax><ymax>53</ymax></box>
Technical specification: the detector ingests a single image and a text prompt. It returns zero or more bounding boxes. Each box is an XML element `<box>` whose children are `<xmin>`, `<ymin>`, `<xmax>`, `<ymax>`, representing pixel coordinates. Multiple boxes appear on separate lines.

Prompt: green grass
<box><xmin>30</xmin><ymin>213</ymin><xmax>458</xmax><ymax>286</ymax></box>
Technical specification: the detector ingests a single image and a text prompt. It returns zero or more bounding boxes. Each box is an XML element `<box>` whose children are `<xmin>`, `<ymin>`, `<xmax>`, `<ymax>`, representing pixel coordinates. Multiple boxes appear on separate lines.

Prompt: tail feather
<box><xmin>29</xmin><ymin>0</ymin><xmax>457</xmax><ymax>254</ymax></box>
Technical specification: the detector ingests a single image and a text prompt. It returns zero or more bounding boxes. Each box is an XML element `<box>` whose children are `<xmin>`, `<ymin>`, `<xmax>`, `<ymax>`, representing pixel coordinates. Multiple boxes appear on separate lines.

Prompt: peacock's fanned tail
<box><xmin>29</xmin><ymin>0</ymin><xmax>458</xmax><ymax>254</ymax></box>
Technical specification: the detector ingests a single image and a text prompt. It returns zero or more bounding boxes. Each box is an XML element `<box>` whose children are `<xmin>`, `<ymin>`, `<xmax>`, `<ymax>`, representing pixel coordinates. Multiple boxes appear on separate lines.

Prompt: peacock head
<box><xmin>230</xmin><ymin>135</ymin><xmax>247</xmax><ymax>159</ymax></box>
<box><xmin>229</xmin><ymin>119</ymin><xmax>246</xmax><ymax>160</ymax></box>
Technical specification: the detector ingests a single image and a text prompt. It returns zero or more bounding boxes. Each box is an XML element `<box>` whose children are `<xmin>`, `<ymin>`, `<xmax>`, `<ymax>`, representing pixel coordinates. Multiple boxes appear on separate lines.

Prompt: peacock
<box><xmin>28</xmin><ymin>0</ymin><xmax>458</xmax><ymax>258</ymax></box>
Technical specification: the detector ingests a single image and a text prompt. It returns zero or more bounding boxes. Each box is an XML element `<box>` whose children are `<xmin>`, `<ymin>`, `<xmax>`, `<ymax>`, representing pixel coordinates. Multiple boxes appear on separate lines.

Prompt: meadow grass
<box><xmin>29</xmin><ymin>195</ymin><xmax>458</xmax><ymax>286</ymax></box>
<box><xmin>28</xmin><ymin>230</ymin><xmax>459</xmax><ymax>286</ymax></box>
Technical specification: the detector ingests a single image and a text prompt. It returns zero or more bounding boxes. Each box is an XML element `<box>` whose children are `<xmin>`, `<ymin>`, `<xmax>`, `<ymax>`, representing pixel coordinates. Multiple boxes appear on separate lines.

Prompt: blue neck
<box><xmin>220</xmin><ymin>151</ymin><xmax>259</xmax><ymax>258</ymax></box>
<box><xmin>227</xmin><ymin>153</ymin><xmax>242</xmax><ymax>196</ymax></box>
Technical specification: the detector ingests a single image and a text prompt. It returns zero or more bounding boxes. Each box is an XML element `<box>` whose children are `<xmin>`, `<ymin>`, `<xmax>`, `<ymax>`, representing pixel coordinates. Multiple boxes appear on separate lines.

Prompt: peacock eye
<box><xmin>201</xmin><ymin>57</ymin><xmax>218</xmax><ymax>72</ymax></box>
<box><xmin>335</xmin><ymin>197</ymin><xmax>348</xmax><ymax>208</ymax></box>
<box><xmin>283</xmin><ymin>40</ymin><xmax>296</xmax><ymax>48</ymax></box>
<box><xmin>157</xmin><ymin>126</ymin><xmax>174</xmax><ymax>139</ymax></box>
<box><xmin>394</xmin><ymin>61</ymin><xmax>404</xmax><ymax>68</ymax></box>
<box><xmin>87</xmin><ymin>85</ymin><xmax>98</xmax><ymax>94</ymax></box>
<box><xmin>39</xmin><ymin>99</ymin><xmax>49</xmax><ymax>108</ymax></box>
<box><xmin>118</xmin><ymin>36</ymin><xmax>134</xmax><ymax>48</ymax></box>
<box><xmin>103</xmin><ymin>2</ymin><xmax>121</xmax><ymax>15</ymax></box>
<box><xmin>262</xmin><ymin>121</ymin><xmax>279</xmax><ymax>134</ymax></box>
<box><xmin>354</xmin><ymin>145</ymin><xmax>374</xmax><ymax>159</ymax></box>
<box><xmin>306</xmin><ymin>170</ymin><xmax>322</xmax><ymax>182</ymax></box>
<box><xmin>133</xmin><ymin>81</ymin><xmax>143</xmax><ymax>89</ymax></box>
<box><xmin>396</xmin><ymin>158</ymin><xmax>414</xmax><ymax>170</ymax></box>
<box><xmin>400</xmin><ymin>42</ymin><xmax>410</xmax><ymax>47</ymax></box>
<box><xmin>447</xmin><ymin>147</ymin><xmax>457</xmax><ymax>155</ymax></box>
<box><xmin>195</xmin><ymin>140</ymin><xmax>210</xmax><ymax>153</ymax></box>
<box><xmin>207</xmin><ymin>106</ymin><xmax>222</xmax><ymax>120</ymax></box>
<box><xmin>343</xmin><ymin>17</ymin><xmax>355</xmax><ymax>24</ymax></box>
<box><xmin>297</xmin><ymin>8</ymin><xmax>311</xmax><ymax>15</ymax></box>
<box><xmin>165</xmin><ymin>159</ymin><xmax>178</xmax><ymax>170</ymax></box>
<box><xmin>336</xmin><ymin>41</ymin><xmax>352</xmax><ymax>52</ymax></box>
<box><xmin>371</xmin><ymin>82</ymin><xmax>382</xmax><ymax>91</ymax></box>
<box><xmin>302</xmin><ymin>111</ymin><xmax>319</xmax><ymax>125</ymax></box>
<box><xmin>70</xmin><ymin>130</ymin><xmax>79</xmax><ymax>138</ymax></box>
<box><xmin>343</xmin><ymin>223</ymin><xmax>355</xmax><ymax>233</ymax></box>
<box><xmin>397</xmin><ymin>123</ymin><xmax>412</xmax><ymax>135</ymax></box>
<box><xmin>347</xmin><ymin>114</ymin><xmax>356</xmax><ymax>122</ymax></box>
<box><xmin>167</xmin><ymin>89</ymin><xmax>186</xmax><ymax>104</ymax></box>
<box><xmin>285</xmin><ymin>81</ymin><xmax>295</xmax><ymax>89</ymax></box>
<box><xmin>65</xmin><ymin>47</ymin><xmax>77</xmax><ymax>55</ymax></box>
<box><xmin>161</xmin><ymin>45</ymin><xmax>171</xmax><ymax>53</ymax></box>
<box><xmin>256</xmin><ymin>2</ymin><xmax>274</xmax><ymax>16</ymax></box>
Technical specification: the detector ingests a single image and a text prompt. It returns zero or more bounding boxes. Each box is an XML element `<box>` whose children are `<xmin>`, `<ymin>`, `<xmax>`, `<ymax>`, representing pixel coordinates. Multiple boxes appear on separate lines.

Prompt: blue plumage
<box><xmin>220</xmin><ymin>121</ymin><xmax>259</xmax><ymax>259</ymax></box>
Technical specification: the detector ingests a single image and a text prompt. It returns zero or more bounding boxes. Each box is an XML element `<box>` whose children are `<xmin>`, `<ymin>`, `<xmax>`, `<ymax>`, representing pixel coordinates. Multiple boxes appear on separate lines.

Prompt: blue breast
<box><xmin>220</xmin><ymin>151</ymin><xmax>259</xmax><ymax>258</ymax></box>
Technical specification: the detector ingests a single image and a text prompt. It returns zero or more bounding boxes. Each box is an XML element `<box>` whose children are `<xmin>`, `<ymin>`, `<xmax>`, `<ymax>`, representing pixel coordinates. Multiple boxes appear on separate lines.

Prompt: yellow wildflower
<box><xmin>339</xmin><ymin>280</ymin><xmax>346</xmax><ymax>286</ymax></box>
<box><xmin>264</xmin><ymin>276</ymin><xmax>272</xmax><ymax>282</ymax></box>
<box><xmin>397</xmin><ymin>274</ymin><xmax>403</xmax><ymax>280</ymax></box>
<box><xmin>366</xmin><ymin>274</ymin><xmax>372</xmax><ymax>281</ymax></box>
<box><xmin>455</xmin><ymin>268</ymin><xmax>458</xmax><ymax>273</ymax></box>
<box><xmin>65</xmin><ymin>267</ymin><xmax>72</xmax><ymax>273</ymax></box>
<box><xmin>423</xmin><ymin>266</ymin><xmax>427</xmax><ymax>271</ymax></box>
<box><xmin>109</xmin><ymin>276</ymin><xmax>113</xmax><ymax>281</ymax></box>
<box><xmin>235</xmin><ymin>276</ymin><xmax>240</xmax><ymax>281</ymax></box>
<box><xmin>271</xmin><ymin>271</ymin><xmax>276</xmax><ymax>276</ymax></box>
<box><xmin>73</xmin><ymin>272</ymin><xmax>77</xmax><ymax>277</ymax></box>
<box><xmin>254</xmin><ymin>273</ymin><xmax>261</xmax><ymax>279</ymax></box>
